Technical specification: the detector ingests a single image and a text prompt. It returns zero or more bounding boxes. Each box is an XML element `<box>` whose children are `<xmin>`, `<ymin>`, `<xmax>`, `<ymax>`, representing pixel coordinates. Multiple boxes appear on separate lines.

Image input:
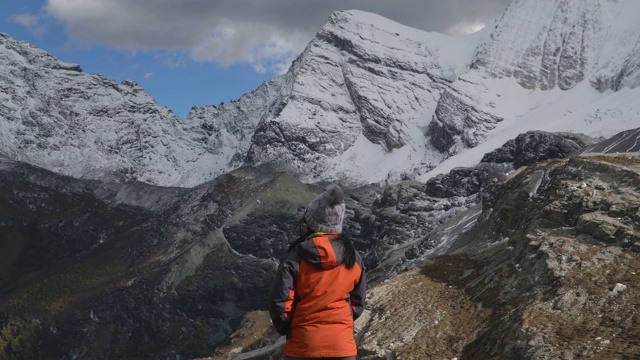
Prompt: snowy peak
<box><xmin>325</xmin><ymin>10</ymin><xmax>486</xmax><ymax>82</ymax></box>
<box><xmin>424</xmin><ymin>0</ymin><xmax>640</xmax><ymax>166</ymax></box>
<box><xmin>186</xmin><ymin>10</ymin><xmax>488</xmax><ymax>183</ymax></box>
<box><xmin>242</xmin><ymin>9</ymin><xmax>489</xmax><ymax>184</ymax></box>
<box><xmin>0</xmin><ymin>33</ymin><xmax>219</xmax><ymax>187</ymax></box>
<box><xmin>0</xmin><ymin>32</ymin><xmax>82</xmax><ymax>72</ymax></box>
<box><xmin>474</xmin><ymin>0</ymin><xmax>640</xmax><ymax>91</ymax></box>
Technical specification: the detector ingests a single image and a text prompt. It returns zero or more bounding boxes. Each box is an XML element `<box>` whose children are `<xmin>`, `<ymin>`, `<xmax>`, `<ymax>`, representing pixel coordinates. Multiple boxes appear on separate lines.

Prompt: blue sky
<box><xmin>1</xmin><ymin>0</ymin><xmax>510</xmax><ymax>119</ymax></box>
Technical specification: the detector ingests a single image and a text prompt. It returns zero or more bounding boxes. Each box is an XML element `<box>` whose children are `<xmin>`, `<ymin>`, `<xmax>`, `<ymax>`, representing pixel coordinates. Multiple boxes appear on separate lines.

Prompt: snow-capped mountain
<box><xmin>192</xmin><ymin>0</ymin><xmax>640</xmax><ymax>185</ymax></box>
<box><xmin>423</xmin><ymin>0</ymin><xmax>640</xmax><ymax>178</ymax></box>
<box><xmin>242</xmin><ymin>11</ymin><xmax>489</xmax><ymax>184</ymax></box>
<box><xmin>0</xmin><ymin>33</ymin><xmax>229</xmax><ymax>187</ymax></box>
<box><xmin>1</xmin><ymin>0</ymin><xmax>640</xmax><ymax>188</ymax></box>
<box><xmin>183</xmin><ymin>9</ymin><xmax>490</xmax><ymax>185</ymax></box>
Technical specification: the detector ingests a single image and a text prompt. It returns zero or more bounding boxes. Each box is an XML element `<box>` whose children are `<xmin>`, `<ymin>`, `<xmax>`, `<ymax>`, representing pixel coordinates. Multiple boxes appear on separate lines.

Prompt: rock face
<box><xmin>473</xmin><ymin>0</ymin><xmax>640</xmax><ymax>91</ymax></box>
<box><xmin>358</xmin><ymin>129</ymin><xmax>599</xmax><ymax>281</ymax></box>
<box><xmin>425</xmin><ymin>0</ymin><xmax>640</xmax><ymax>158</ymax></box>
<box><xmin>426</xmin><ymin>90</ymin><xmax>504</xmax><ymax>155</ymax></box>
<box><xmin>424</xmin><ymin>163</ymin><xmax>511</xmax><ymax>198</ymax></box>
<box><xmin>358</xmin><ymin>153</ymin><xmax>640</xmax><ymax>359</ymax></box>
<box><xmin>183</xmin><ymin>78</ymin><xmax>290</xmax><ymax>181</ymax></box>
<box><xmin>481</xmin><ymin>130</ymin><xmax>596</xmax><ymax>168</ymax></box>
<box><xmin>242</xmin><ymin>10</ymin><xmax>483</xmax><ymax>184</ymax></box>
<box><xmin>0</xmin><ymin>33</ymin><xmax>222</xmax><ymax>187</ymax></box>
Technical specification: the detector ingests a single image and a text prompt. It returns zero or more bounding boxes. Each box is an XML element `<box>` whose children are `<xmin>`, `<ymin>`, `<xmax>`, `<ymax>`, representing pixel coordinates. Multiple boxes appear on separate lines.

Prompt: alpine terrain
<box><xmin>1</xmin><ymin>0</ymin><xmax>640</xmax><ymax>359</ymax></box>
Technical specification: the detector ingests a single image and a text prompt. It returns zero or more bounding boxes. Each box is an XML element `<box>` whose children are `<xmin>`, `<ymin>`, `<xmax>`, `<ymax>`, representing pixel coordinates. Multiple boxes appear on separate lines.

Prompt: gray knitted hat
<box><xmin>304</xmin><ymin>184</ymin><xmax>346</xmax><ymax>234</ymax></box>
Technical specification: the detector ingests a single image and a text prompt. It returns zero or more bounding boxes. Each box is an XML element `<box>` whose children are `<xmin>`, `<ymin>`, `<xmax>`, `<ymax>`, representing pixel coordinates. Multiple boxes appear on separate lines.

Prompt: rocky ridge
<box><xmin>1</xmin><ymin>124</ymin><xmax>638</xmax><ymax>359</ymax></box>
<box><xmin>359</xmin><ymin>130</ymin><xmax>598</xmax><ymax>282</ymax></box>
<box><xmin>239</xmin><ymin>10</ymin><xmax>486</xmax><ymax>184</ymax></box>
<box><xmin>0</xmin><ymin>33</ymin><xmax>223</xmax><ymax>188</ymax></box>
<box><xmin>363</xmin><ymin>151</ymin><xmax>640</xmax><ymax>359</ymax></box>
<box><xmin>1</xmin><ymin>10</ymin><xmax>482</xmax><ymax>187</ymax></box>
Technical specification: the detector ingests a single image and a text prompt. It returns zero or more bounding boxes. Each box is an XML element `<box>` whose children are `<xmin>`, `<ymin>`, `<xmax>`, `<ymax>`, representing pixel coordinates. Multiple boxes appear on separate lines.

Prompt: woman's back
<box><xmin>286</xmin><ymin>234</ymin><xmax>365</xmax><ymax>357</ymax></box>
<box><xmin>268</xmin><ymin>184</ymin><xmax>367</xmax><ymax>359</ymax></box>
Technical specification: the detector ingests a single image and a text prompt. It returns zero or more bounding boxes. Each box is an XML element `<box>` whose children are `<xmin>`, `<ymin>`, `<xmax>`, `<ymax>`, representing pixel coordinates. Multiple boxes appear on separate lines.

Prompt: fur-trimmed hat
<box><xmin>304</xmin><ymin>184</ymin><xmax>346</xmax><ymax>234</ymax></box>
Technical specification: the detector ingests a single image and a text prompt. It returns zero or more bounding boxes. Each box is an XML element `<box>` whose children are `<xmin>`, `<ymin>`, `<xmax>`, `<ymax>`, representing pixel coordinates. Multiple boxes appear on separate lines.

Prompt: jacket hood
<box><xmin>296</xmin><ymin>233</ymin><xmax>345</xmax><ymax>270</ymax></box>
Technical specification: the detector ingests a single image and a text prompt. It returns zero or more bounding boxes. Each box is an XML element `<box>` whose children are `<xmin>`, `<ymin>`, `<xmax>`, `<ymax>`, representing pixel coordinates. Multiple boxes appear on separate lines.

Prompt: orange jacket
<box><xmin>269</xmin><ymin>233</ymin><xmax>366</xmax><ymax>358</ymax></box>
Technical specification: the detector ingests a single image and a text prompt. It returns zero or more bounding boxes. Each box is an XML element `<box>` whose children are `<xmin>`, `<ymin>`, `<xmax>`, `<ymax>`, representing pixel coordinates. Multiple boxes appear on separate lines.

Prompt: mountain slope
<box><xmin>193</xmin><ymin>0</ymin><xmax>640</xmax><ymax>185</ymax></box>
<box><xmin>0</xmin><ymin>33</ymin><xmax>232</xmax><ymax>188</ymax></box>
<box><xmin>0</xmin><ymin>14</ymin><xmax>485</xmax><ymax>187</ymax></box>
<box><xmin>0</xmin><ymin>161</ymin><xmax>318</xmax><ymax>358</ymax></box>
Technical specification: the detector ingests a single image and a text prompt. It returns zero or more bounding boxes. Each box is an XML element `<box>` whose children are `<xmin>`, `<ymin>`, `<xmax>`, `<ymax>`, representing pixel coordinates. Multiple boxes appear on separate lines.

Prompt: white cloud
<box><xmin>11</xmin><ymin>13</ymin><xmax>39</xmax><ymax>27</ymax></box>
<box><xmin>11</xmin><ymin>13</ymin><xmax>49</xmax><ymax>36</ymax></box>
<box><xmin>44</xmin><ymin>0</ymin><xmax>309</xmax><ymax>75</ymax></box>
<box><xmin>144</xmin><ymin>72</ymin><xmax>155</xmax><ymax>79</ymax></box>
<box><xmin>252</xmin><ymin>63</ymin><xmax>267</xmax><ymax>74</ymax></box>
<box><xmin>154</xmin><ymin>53</ymin><xmax>189</xmax><ymax>69</ymax></box>
<box><xmin>42</xmin><ymin>0</ymin><xmax>510</xmax><ymax>75</ymax></box>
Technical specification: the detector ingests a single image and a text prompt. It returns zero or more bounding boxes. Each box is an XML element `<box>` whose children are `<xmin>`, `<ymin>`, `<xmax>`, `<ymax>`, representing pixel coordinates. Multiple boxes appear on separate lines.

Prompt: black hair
<box><xmin>287</xmin><ymin>230</ymin><xmax>313</xmax><ymax>252</ymax></box>
<box><xmin>288</xmin><ymin>216</ymin><xmax>312</xmax><ymax>252</ymax></box>
<box><xmin>340</xmin><ymin>234</ymin><xmax>357</xmax><ymax>269</ymax></box>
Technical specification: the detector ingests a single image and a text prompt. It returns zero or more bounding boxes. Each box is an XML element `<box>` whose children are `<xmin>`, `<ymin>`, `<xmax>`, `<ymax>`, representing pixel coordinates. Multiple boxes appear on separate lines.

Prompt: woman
<box><xmin>268</xmin><ymin>184</ymin><xmax>366</xmax><ymax>360</ymax></box>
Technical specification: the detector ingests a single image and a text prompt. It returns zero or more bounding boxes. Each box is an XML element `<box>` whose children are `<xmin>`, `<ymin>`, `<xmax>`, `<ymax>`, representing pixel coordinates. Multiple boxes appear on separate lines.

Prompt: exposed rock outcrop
<box><xmin>359</xmin><ymin>153</ymin><xmax>640</xmax><ymax>359</ymax></box>
<box><xmin>427</xmin><ymin>90</ymin><xmax>504</xmax><ymax>155</ymax></box>
<box><xmin>362</xmin><ymin>129</ymin><xmax>600</xmax><ymax>281</ymax></box>
<box><xmin>481</xmin><ymin>130</ymin><xmax>596</xmax><ymax>168</ymax></box>
<box><xmin>582</xmin><ymin>127</ymin><xmax>640</xmax><ymax>154</ymax></box>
